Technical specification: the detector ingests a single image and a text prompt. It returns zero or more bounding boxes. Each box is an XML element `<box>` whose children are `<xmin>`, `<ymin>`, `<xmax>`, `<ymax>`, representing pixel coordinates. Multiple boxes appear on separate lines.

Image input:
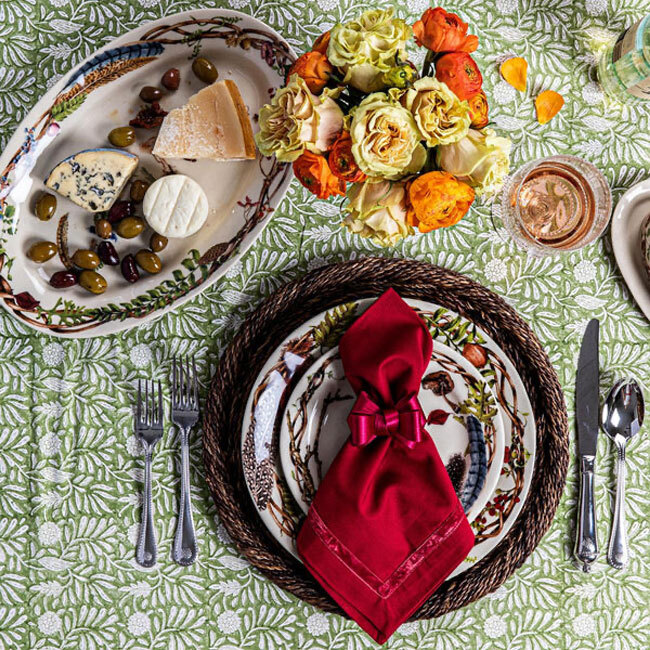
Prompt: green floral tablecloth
<box><xmin>1</xmin><ymin>1</ymin><xmax>649</xmax><ymax>648</ymax></box>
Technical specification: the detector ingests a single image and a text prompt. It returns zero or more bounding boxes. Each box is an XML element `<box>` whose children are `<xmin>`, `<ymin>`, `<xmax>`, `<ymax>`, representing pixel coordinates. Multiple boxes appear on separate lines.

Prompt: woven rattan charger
<box><xmin>203</xmin><ymin>257</ymin><xmax>569</xmax><ymax>618</ymax></box>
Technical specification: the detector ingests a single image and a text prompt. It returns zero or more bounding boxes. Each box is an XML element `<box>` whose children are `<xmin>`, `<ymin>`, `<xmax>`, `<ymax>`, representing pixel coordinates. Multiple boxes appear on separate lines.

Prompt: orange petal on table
<box><xmin>500</xmin><ymin>57</ymin><xmax>527</xmax><ymax>92</ymax></box>
<box><xmin>535</xmin><ymin>90</ymin><xmax>564</xmax><ymax>124</ymax></box>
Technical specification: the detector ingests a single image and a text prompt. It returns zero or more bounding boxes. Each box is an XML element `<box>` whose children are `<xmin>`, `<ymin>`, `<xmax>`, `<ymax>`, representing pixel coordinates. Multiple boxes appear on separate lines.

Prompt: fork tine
<box><xmin>145</xmin><ymin>380</ymin><xmax>150</xmax><ymax>426</ymax></box>
<box><xmin>137</xmin><ymin>379</ymin><xmax>142</xmax><ymax>426</ymax></box>
<box><xmin>172</xmin><ymin>356</ymin><xmax>178</xmax><ymax>407</ymax></box>
<box><xmin>157</xmin><ymin>380</ymin><xmax>163</xmax><ymax>426</ymax></box>
<box><xmin>185</xmin><ymin>356</ymin><xmax>191</xmax><ymax>408</ymax></box>
<box><xmin>192</xmin><ymin>356</ymin><xmax>199</xmax><ymax>409</ymax></box>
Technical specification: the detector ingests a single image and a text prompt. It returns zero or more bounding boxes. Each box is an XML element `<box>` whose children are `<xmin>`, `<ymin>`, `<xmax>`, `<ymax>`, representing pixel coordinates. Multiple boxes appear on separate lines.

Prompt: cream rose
<box><xmin>342</xmin><ymin>179</ymin><xmax>413</xmax><ymax>246</ymax></box>
<box><xmin>396</xmin><ymin>77</ymin><xmax>471</xmax><ymax>147</ymax></box>
<box><xmin>327</xmin><ymin>8</ymin><xmax>411</xmax><ymax>93</ymax></box>
<box><xmin>350</xmin><ymin>93</ymin><xmax>426</xmax><ymax>181</ymax></box>
<box><xmin>437</xmin><ymin>128</ymin><xmax>512</xmax><ymax>199</ymax></box>
<box><xmin>255</xmin><ymin>74</ymin><xmax>344</xmax><ymax>162</ymax></box>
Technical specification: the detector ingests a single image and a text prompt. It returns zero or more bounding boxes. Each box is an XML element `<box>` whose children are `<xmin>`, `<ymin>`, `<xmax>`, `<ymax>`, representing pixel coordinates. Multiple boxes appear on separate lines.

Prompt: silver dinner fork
<box><xmin>135</xmin><ymin>379</ymin><xmax>164</xmax><ymax>568</ymax></box>
<box><xmin>171</xmin><ymin>356</ymin><xmax>199</xmax><ymax>565</ymax></box>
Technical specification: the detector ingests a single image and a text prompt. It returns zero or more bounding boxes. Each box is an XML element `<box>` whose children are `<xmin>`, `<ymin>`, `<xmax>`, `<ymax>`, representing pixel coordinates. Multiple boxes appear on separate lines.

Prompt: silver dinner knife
<box><xmin>574</xmin><ymin>318</ymin><xmax>600</xmax><ymax>572</ymax></box>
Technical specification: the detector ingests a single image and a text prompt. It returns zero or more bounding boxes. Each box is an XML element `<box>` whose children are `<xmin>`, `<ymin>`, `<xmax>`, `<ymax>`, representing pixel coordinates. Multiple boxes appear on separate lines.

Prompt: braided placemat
<box><xmin>203</xmin><ymin>257</ymin><xmax>569</xmax><ymax>618</ymax></box>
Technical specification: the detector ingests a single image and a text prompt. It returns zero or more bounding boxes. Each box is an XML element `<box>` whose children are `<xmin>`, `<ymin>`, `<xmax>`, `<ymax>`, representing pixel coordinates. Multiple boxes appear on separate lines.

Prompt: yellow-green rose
<box><xmin>350</xmin><ymin>93</ymin><xmax>426</xmax><ymax>181</ymax></box>
<box><xmin>396</xmin><ymin>77</ymin><xmax>471</xmax><ymax>147</ymax></box>
<box><xmin>342</xmin><ymin>179</ymin><xmax>413</xmax><ymax>246</ymax></box>
<box><xmin>437</xmin><ymin>128</ymin><xmax>512</xmax><ymax>199</ymax></box>
<box><xmin>328</xmin><ymin>8</ymin><xmax>411</xmax><ymax>93</ymax></box>
<box><xmin>255</xmin><ymin>74</ymin><xmax>344</xmax><ymax>162</ymax></box>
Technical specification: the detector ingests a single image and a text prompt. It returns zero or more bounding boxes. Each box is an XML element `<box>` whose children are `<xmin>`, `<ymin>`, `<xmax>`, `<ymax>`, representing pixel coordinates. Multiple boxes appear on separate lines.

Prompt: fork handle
<box><xmin>173</xmin><ymin>429</ymin><xmax>197</xmax><ymax>566</ymax></box>
<box><xmin>136</xmin><ymin>450</ymin><xmax>157</xmax><ymax>568</ymax></box>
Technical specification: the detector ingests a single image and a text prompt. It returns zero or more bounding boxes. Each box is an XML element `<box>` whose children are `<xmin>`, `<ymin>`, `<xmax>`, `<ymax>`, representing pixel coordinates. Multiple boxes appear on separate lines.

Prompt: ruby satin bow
<box><xmin>348</xmin><ymin>391</ymin><xmax>426</xmax><ymax>449</ymax></box>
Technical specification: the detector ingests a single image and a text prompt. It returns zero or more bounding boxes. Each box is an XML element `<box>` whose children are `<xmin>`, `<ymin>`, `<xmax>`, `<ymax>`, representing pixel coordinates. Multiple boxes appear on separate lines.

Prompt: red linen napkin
<box><xmin>296</xmin><ymin>289</ymin><xmax>474</xmax><ymax>644</ymax></box>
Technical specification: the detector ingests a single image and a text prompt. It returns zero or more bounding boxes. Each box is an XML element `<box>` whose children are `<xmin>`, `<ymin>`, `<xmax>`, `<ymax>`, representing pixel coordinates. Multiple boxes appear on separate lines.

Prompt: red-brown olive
<box><xmin>97</xmin><ymin>241</ymin><xmax>119</xmax><ymax>266</ymax></box>
<box><xmin>161</xmin><ymin>67</ymin><xmax>180</xmax><ymax>90</ymax></box>
<box><xmin>107</xmin><ymin>200</ymin><xmax>134</xmax><ymax>224</ymax></box>
<box><xmin>130</xmin><ymin>180</ymin><xmax>149</xmax><ymax>203</ymax></box>
<box><xmin>49</xmin><ymin>270</ymin><xmax>77</xmax><ymax>288</ymax></box>
<box><xmin>95</xmin><ymin>218</ymin><xmax>112</xmax><ymax>239</ymax></box>
<box><xmin>139</xmin><ymin>86</ymin><xmax>163</xmax><ymax>103</ymax></box>
<box><xmin>121</xmin><ymin>254</ymin><xmax>140</xmax><ymax>283</ymax></box>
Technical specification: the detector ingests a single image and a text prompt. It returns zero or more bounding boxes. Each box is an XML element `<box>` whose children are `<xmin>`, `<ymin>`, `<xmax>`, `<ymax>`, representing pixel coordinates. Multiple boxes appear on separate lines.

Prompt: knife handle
<box><xmin>575</xmin><ymin>455</ymin><xmax>598</xmax><ymax>572</ymax></box>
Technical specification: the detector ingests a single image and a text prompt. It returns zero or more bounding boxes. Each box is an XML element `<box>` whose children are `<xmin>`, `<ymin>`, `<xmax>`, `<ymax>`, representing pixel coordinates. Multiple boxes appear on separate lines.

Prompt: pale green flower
<box><xmin>350</xmin><ymin>93</ymin><xmax>426</xmax><ymax>181</ymax></box>
<box><xmin>327</xmin><ymin>8</ymin><xmax>411</xmax><ymax>93</ymax></box>
<box><xmin>342</xmin><ymin>179</ymin><xmax>413</xmax><ymax>246</ymax></box>
<box><xmin>396</xmin><ymin>76</ymin><xmax>471</xmax><ymax>147</ymax></box>
<box><xmin>255</xmin><ymin>74</ymin><xmax>344</xmax><ymax>162</ymax></box>
<box><xmin>436</xmin><ymin>128</ymin><xmax>512</xmax><ymax>199</ymax></box>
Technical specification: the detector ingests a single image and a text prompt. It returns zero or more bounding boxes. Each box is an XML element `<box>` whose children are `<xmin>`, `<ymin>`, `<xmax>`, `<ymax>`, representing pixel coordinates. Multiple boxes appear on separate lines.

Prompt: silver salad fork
<box><xmin>135</xmin><ymin>379</ymin><xmax>164</xmax><ymax>568</ymax></box>
<box><xmin>171</xmin><ymin>356</ymin><xmax>200</xmax><ymax>566</ymax></box>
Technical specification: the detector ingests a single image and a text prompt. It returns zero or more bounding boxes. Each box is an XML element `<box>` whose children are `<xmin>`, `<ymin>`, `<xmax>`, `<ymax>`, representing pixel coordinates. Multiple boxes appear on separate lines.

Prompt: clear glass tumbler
<box><xmin>494</xmin><ymin>155</ymin><xmax>612</xmax><ymax>256</ymax></box>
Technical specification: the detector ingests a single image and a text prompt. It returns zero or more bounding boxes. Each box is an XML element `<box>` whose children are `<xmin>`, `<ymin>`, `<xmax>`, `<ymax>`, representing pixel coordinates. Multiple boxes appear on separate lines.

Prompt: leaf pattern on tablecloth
<box><xmin>0</xmin><ymin>1</ymin><xmax>649</xmax><ymax>649</ymax></box>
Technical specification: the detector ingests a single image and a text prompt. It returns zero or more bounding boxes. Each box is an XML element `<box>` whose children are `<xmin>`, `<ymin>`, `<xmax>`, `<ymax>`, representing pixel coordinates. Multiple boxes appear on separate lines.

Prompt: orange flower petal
<box><xmin>500</xmin><ymin>57</ymin><xmax>527</xmax><ymax>92</ymax></box>
<box><xmin>535</xmin><ymin>90</ymin><xmax>564</xmax><ymax>124</ymax></box>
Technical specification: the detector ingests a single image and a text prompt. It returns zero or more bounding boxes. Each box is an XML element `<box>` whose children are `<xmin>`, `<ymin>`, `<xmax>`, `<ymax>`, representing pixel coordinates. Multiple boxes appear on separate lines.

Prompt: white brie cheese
<box><xmin>142</xmin><ymin>174</ymin><xmax>208</xmax><ymax>238</ymax></box>
<box><xmin>45</xmin><ymin>148</ymin><xmax>138</xmax><ymax>212</ymax></box>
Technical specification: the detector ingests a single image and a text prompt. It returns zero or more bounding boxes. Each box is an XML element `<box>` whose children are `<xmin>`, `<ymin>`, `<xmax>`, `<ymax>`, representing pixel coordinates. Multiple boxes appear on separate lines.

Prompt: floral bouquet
<box><xmin>255</xmin><ymin>6</ymin><xmax>512</xmax><ymax>246</ymax></box>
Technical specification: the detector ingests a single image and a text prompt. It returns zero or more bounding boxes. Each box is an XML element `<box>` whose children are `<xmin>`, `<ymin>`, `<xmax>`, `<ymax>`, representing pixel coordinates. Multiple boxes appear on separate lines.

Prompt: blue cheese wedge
<box><xmin>45</xmin><ymin>148</ymin><xmax>138</xmax><ymax>212</ymax></box>
<box><xmin>142</xmin><ymin>174</ymin><xmax>208</xmax><ymax>238</ymax></box>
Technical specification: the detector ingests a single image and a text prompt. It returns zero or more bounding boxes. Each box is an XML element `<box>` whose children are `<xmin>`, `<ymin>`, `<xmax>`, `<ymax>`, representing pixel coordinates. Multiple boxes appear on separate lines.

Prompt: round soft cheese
<box><xmin>143</xmin><ymin>174</ymin><xmax>209</xmax><ymax>238</ymax></box>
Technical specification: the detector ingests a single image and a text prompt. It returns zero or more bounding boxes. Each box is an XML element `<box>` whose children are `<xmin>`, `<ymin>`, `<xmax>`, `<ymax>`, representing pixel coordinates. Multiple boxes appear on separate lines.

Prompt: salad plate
<box><xmin>0</xmin><ymin>9</ymin><xmax>294</xmax><ymax>336</ymax></box>
<box><xmin>279</xmin><ymin>343</ymin><xmax>505</xmax><ymax>524</ymax></box>
<box><xmin>240</xmin><ymin>297</ymin><xmax>536</xmax><ymax>578</ymax></box>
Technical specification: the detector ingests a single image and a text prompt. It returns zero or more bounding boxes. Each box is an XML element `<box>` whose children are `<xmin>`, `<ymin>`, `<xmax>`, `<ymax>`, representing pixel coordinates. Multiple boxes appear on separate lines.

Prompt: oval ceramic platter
<box><xmin>279</xmin><ymin>344</ymin><xmax>505</xmax><ymax>524</ymax></box>
<box><xmin>611</xmin><ymin>178</ymin><xmax>650</xmax><ymax>321</ymax></box>
<box><xmin>240</xmin><ymin>298</ymin><xmax>536</xmax><ymax>579</ymax></box>
<box><xmin>0</xmin><ymin>9</ymin><xmax>294</xmax><ymax>336</ymax></box>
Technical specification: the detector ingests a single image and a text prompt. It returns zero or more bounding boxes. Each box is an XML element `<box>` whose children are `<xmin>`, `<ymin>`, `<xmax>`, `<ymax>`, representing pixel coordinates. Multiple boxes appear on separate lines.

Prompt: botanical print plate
<box><xmin>0</xmin><ymin>9</ymin><xmax>294</xmax><ymax>337</ymax></box>
<box><xmin>240</xmin><ymin>298</ymin><xmax>536</xmax><ymax>579</ymax></box>
<box><xmin>611</xmin><ymin>178</ymin><xmax>650</xmax><ymax>321</ymax></box>
<box><xmin>278</xmin><ymin>343</ymin><xmax>505</xmax><ymax>524</ymax></box>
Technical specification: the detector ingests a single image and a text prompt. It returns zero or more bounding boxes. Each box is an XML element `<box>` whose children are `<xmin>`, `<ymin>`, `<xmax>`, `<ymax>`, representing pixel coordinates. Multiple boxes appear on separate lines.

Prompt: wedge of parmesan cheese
<box><xmin>45</xmin><ymin>148</ymin><xmax>138</xmax><ymax>212</ymax></box>
<box><xmin>152</xmin><ymin>80</ymin><xmax>256</xmax><ymax>161</ymax></box>
<box><xmin>143</xmin><ymin>174</ymin><xmax>208</xmax><ymax>238</ymax></box>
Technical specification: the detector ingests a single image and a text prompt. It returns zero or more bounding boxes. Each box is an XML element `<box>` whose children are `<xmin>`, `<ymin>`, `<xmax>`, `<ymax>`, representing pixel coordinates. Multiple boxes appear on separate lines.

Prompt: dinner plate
<box><xmin>279</xmin><ymin>343</ymin><xmax>505</xmax><ymax>524</ymax></box>
<box><xmin>240</xmin><ymin>298</ymin><xmax>536</xmax><ymax>579</ymax></box>
<box><xmin>0</xmin><ymin>9</ymin><xmax>294</xmax><ymax>336</ymax></box>
<box><xmin>611</xmin><ymin>178</ymin><xmax>650</xmax><ymax>321</ymax></box>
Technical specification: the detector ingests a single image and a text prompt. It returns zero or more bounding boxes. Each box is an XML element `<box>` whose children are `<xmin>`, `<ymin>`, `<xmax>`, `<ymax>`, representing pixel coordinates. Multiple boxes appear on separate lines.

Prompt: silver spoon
<box><xmin>601</xmin><ymin>379</ymin><xmax>644</xmax><ymax>569</ymax></box>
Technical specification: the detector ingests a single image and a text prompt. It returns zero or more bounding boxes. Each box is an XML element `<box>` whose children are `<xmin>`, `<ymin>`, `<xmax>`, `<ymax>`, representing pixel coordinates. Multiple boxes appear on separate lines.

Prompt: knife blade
<box><xmin>574</xmin><ymin>318</ymin><xmax>600</xmax><ymax>572</ymax></box>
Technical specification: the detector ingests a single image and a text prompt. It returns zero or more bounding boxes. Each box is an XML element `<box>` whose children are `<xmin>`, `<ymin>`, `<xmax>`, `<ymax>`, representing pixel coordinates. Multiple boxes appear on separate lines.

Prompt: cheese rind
<box><xmin>142</xmin><ymin>174</ymin><xmax>209</xmax><ymax>238</ymax></box>
<box><xmin>153</xmin><ymin>80</ymin><xmax>256</xmax><ymax>161</ymax></box>
<box><xmin>45</xmin><ymin>148</ymin><xmax>138</xmax><ymax>212</ymax></box>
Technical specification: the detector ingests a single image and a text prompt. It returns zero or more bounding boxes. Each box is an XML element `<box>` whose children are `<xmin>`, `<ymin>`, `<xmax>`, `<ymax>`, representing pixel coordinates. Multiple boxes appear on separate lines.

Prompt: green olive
<box><xmin>79</xmin><ymin>270</ymin><xmax>107</xmax><ymax>294</ymax></box>
<box><xmin>149</xmin><ymin>233</ymin><xmax>168</xmax><ymax>252</ymax></box>
<box><xmin>130</xmin><ymin>180</ymin><xmax>149</xmax><ymax>203</ymax></box>
<box><xmin>135</xmin><ymin>249</ymin><xmax>162</xmax><ymax>274</ymax></box>
<box><xmin>27</xmin><ymin>241</ymin><xmax>57</xmax><ymax>263</ymax></box>
<box><xmin>95</xmin><ymin>218</ymin><xmax>112</xmax><ymax>239</ymax></box>
<box><xmin>116</xmin><ymin>216</ymin><xmax>145</xmax><ymax>239</ymax></box>
<box><xmin>35</xmin><ymin>193</ymin><xmax>57</xmax><ymax>221</ymax></box>
<box><xmin>192</xmin><ymin>57</ymin><xmax>218</xmax><ymax>84</ymax></box>
<box><xmin>108</xmin><ymin>126</ymin><xmax>136</xmax><ymax>148</ymax></box>
<box><xmin>72</xmin><ymin>249</ymin><xmax>100</xmax><ymax>270</ymax></box>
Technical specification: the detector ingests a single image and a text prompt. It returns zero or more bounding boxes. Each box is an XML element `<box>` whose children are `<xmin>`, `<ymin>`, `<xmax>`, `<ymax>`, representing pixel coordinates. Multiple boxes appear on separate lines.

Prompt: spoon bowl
<box><xmin>600</xmin><ymin>378</ymin><xmax>644</xmax><ymax>569</ymax></box>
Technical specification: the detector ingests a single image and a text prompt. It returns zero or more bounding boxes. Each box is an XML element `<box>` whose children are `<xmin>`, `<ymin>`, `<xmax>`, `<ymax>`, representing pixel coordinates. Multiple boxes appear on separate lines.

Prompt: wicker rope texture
<box><xmin>203</xmin><ymin>257</ymin><xmax>569</xmax><ymax>618</ymax></box>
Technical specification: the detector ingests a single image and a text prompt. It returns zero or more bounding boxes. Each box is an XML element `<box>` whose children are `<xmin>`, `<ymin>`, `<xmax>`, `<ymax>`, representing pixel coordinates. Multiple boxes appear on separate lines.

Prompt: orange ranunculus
<box><xmin>312</xmin><ymin>31</ymin><xmax>331</xmax><ymax>55</ymax></box>
<box><xmin>328</xmin><ymin>131</ymin><xmax>367</xmax><ymax>183</ymax></box>
<box><xmin>406</xmin><ymin>171</ymin><xmax>475</xmax><ymax>232</ymax></box>
<box><xmin>293</xmin><ymin>151</ymin><xmax>346</xmax><ymax>199</ymax></box>
<box><xmin>435</xmin><ymin>52</ymin><xmax>483</xmax><ymax>101</ymax></box>
<box><xmin>413</xmin><ymin>7</ymin><xmax>479</xmax><ymax>53</ymax></box>
<box><xmin>286</xmin><ymin>51</ymin><xmax>333</xmax><ymax>94</ymax></box>
<box><xmin>468</xmin><ymin>90</ymin><xmax>489</xmax><ymax>128</ymax></box>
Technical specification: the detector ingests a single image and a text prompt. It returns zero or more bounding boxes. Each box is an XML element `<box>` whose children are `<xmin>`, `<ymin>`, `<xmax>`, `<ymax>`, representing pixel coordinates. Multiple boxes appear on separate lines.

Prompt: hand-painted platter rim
<box><xmin>611</xmin><ymin>178</ymin><xmax>650</xmax><ymax>321</ymax></box>
<box><xmin>279</xmin><ymin>342</ymin><xmax>506</xmax><ymax>524</ymax></box>
<box><xmin>240</xmin><ymin>298</ymin><xmax>536</xmax><ymax>579</ymax></box>
<box><xmin>0</xmin><ymin>8</ymin><xmax>295</xmax><ymax>337</ymax></box>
